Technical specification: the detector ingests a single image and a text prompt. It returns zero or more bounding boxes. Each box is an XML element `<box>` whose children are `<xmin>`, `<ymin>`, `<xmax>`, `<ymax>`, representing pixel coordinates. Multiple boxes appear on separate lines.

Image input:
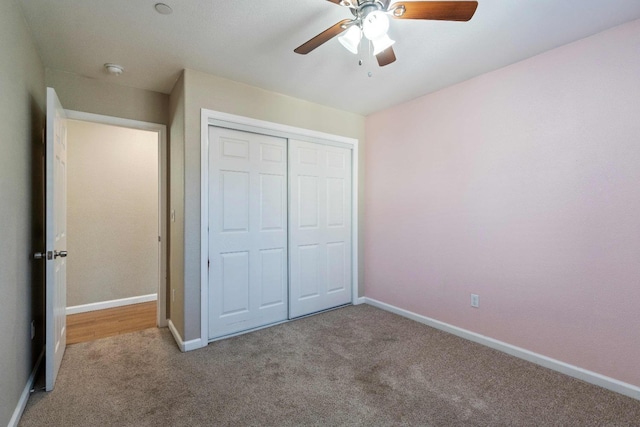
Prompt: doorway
<box><xmin>63</xmin><ymin>112</ymin><xmax>167</xmax><ymax>342</ymax></box>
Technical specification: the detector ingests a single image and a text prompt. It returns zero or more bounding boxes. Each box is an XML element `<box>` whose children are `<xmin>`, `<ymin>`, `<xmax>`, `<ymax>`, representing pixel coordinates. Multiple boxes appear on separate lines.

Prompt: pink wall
<box><xmin>365</xmin><ymin>19</ymin><xmax>640</xmax><ymax>387</ymax></box>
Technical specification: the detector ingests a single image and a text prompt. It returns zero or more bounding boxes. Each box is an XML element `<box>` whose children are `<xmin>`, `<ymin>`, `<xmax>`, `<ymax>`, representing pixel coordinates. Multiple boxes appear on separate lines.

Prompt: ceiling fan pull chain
<box><xmin>368</xmin><ymin>39</ymin><xmax>374</xmax><ymax>77</ymax></box>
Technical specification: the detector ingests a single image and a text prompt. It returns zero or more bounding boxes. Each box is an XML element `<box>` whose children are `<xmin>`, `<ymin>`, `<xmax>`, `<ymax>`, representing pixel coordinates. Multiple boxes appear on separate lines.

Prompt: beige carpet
<box><xmin>20</xmin><ymin>305</ymin><xmax>640</xmax><ymax>426</ymax></box>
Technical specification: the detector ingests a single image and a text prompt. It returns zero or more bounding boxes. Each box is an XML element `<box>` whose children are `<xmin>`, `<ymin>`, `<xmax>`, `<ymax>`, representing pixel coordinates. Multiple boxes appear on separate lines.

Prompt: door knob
<box><xmin>54</xmin><ymin>250</ymin><xmax>68</xmax><ymax>258</ymax></box>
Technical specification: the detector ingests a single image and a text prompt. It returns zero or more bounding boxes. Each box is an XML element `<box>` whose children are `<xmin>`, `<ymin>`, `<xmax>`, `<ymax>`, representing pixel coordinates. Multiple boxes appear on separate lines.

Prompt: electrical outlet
<box><xmin>471</xmin><ymin>294</ymin><xmax>479</xmax><ymax>308</ymax></box>
<box><xmin>31</xmin><ymin>321</ymin><xmax>35</xmax><ymax>339</ymax></box>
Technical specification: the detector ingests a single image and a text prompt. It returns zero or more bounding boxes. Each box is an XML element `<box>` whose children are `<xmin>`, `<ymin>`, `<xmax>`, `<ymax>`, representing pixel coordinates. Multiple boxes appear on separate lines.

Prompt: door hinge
<box><xmin>158</xmin><ymin>236</ymin><xmax>161</xmax><ymax>242</ymax></box>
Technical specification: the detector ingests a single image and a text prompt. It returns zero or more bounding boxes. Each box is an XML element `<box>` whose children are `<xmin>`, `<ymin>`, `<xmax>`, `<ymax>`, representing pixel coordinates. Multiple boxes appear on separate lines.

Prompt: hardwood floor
<box><xmin>66</xmin><ymin>301</ymin><xmax>157</xmax><ymax>345</ymax></box>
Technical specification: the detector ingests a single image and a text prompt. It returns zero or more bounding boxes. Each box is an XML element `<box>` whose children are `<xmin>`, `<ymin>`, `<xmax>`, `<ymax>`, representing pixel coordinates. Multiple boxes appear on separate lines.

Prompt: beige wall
<box><xmin>0</xmin><ymin>0</ymin><xmax>46</xmax><ymax>424</ymax></box>
<box><xmin>169</xmin><ymin>68</ymin><xmax>366</xmax><ymax>340</ymax></box>
<box><xmin>66</xmin><ymin>120</ymin><xmax>159</xmax><ymax>307</ymax></box>
<box><xmin>46</xmin><ymin>69</ymin><xmax>170</xmax><ymax>126</ymax></box>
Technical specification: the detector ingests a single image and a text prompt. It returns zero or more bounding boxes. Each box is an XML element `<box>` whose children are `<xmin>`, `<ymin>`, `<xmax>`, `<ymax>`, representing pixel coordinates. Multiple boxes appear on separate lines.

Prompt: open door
<box><xmin>45</xmin><ymin>87</ymin><xmax>68</xmax><ymax>391</ymax></box>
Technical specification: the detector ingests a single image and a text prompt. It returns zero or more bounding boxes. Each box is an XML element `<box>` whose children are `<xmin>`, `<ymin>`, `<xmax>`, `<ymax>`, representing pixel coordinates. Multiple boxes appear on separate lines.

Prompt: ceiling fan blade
<box><xmin>294</xmin><ymin>19</ymin><xmax>352</xmax><ymax>55</ymax></box>
<box><xmin>390</xmin><ymin>1</ymin><xmax>478</xmax><ymax>21</ymax></box>
<box><xmin>376</xmin><ymin>46</ymin><xmax>396</xmax><ymax>67</ymax></box>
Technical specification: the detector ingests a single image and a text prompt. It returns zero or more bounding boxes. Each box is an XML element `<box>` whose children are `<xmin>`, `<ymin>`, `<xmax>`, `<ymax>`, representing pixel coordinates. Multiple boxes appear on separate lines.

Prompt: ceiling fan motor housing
<box><xmin>350</xmin><ymin>0</ymin><xmax>385</xmax><ymax>19</ymax></box>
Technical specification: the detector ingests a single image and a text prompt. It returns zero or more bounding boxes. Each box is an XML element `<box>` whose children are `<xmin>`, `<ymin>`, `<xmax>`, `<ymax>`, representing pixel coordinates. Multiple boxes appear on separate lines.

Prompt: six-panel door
<box><xmin>288</xmin><ymin>139</ymin><xmax>352</xmax><ymax>318</ymax></box>
<box><xmin>208</xmin><ymin>127</ymin><xmax>289</xmax><ymax>339</ymax></box>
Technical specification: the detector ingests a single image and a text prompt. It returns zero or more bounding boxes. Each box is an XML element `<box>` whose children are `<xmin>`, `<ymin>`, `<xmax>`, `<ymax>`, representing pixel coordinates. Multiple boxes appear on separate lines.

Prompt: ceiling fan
<box><xmin>294</xmin><ymin>0</ymin><xmax>478</xmax><ymax>67</ymax></box>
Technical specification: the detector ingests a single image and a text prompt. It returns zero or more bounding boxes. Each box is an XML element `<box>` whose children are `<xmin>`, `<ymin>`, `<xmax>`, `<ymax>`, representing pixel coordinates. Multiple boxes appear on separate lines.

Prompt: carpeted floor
<box><xmin>20</xmin><ymin>305</ymin><xmax>640</xmax><ymax>426</ymax></box>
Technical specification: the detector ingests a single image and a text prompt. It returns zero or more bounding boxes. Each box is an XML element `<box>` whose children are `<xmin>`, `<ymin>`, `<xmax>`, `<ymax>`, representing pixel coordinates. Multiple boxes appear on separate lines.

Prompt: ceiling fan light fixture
<box><xmin>338</xmin><ymin>25</ymin><xmax>362</xmax><ymax>54</ymax></box>
<box><xmin>362</xmin><ymin>10</ymin><xmax>395</xmax><ymax>55</ymax></box>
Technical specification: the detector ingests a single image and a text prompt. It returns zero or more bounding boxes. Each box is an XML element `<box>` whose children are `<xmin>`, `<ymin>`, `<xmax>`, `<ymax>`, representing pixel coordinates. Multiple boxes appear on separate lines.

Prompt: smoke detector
<box><xmin>104</xmin><ymin>63</ymin><xmax>124</xmax><ymax>76</ymax></box>
<box><xmin>154</xmin><ymin>3</ymin><xmax>173</xmax><ymax>15</ymax></box>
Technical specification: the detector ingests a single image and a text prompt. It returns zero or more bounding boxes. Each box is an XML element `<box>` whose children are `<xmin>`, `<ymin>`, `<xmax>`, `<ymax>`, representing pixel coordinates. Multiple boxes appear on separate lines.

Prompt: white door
<box><xmin>45</xmin><ymin>88</ymin><xmax>68</xmax><ymax>391</ymax></box>
<box><xmin>289</xmin><ymin>139</ymin><xmax>352</xmax><ymax>318</ymax></box>
<box><xmin>208</xmin><ymin>127</ymin><xmax>288</xmax><ymax>338</ymax></box>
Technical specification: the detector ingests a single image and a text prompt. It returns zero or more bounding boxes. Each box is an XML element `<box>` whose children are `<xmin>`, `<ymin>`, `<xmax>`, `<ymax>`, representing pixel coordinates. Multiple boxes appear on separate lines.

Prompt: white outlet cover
<box><xmin>471</xmin><ymin>294</ymin><xmax>480</xmax><ymax>308</ymax></box>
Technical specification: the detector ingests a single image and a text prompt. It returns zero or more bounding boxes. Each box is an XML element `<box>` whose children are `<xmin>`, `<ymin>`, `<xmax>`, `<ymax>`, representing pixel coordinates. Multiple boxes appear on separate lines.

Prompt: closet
<box><xmin>206</xmin><ymin>125</ymin><xmax>354</xmax><ymax>340</ymax></box>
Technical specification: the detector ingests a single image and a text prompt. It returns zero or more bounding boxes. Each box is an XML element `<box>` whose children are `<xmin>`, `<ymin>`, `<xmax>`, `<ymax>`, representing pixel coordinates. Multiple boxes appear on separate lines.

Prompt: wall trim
<box><xmin>66</xmin><ymin>294</ymin><xmax>157</xmax><ymax>315</ymax></box>
<box><xmin>354</xmin><ymin>297</ymin><xmax>366</xmax><ymax>305</ymax></box>
<box><xmin>364</xmin><ymin>297</ymin><xmax>640</xmax><ymax>401</ymax></box>
<box><xmin>200</xmin><ymin>108</ymin><xmax>360</xmax><ymax>345</ymax></box>
<box><xmin>168</xmin><ymin>320</ymin><xmax>206</xmax><ymax>352</ymax></box>
<box><xmin>8</xmin><ymin>350</ymin><xmax>44</xmax><ymax>427</ymax></box>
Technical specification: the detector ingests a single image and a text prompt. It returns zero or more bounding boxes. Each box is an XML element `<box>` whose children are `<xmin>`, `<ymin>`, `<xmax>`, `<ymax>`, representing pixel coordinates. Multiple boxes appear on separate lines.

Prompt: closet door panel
<box><xmin>209</xmin><ymin>127</ymin><xmax>288</xmax><ymax>339</ymax></box>
<box><xmin>298</xmin><ymin>244</ymin><xmax>321</xmax><ymax>299</ymax></box>
<box><xmin>221</xmin><ymin>171</ymin><xmax>249</xmax><ymax>233</ymax></box>
<box><xmin>298</xmin><ymin>175</ymin><xmax>320</xmax><ymax>229</ymax></box>
<box><xmin>289</xmin><ymin>139</ymin><xmax>352</xmax><ymax>318</ymax></box>
<box><xmin>326</xmin><ymin>242</ymin><xmax>347</xmax><ymax>293</ymax></box>
<box><xmin>259</xmin><ymin>248</ymin><xmax>286</xmax><ymax>308</ymax></box>
<box><xmin>259</xmin><ymin>174</ymin><xmax>285</xmax><ymax>231</ymax></box>
<box><xmin>220</xmin><ymin>251</ymin><xmax>250</xmax><ymax>317</ymax></box>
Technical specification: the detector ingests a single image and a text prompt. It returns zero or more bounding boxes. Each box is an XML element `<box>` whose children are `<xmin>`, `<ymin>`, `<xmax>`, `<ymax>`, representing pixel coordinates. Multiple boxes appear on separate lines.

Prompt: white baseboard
<box><xmin>66</xmin><ymin>294</ymin><xmax>157</xmax><ymax>315</ymax></box>
<box><xmin>364</xmin><ymin>297</ymin><xmax>640</xmax><ymax>401</ymax></box>
<box><xmin>8</xmin><ymin>349</ymin><xmax>44</xmax><ymax>427</ymax></box>
<box><xmin>354</xmin><ymin>296</ymin><xmax>366</xmax><ymax>305</ymax></box>
<box><xmin>167</xmin><ymin>319</ymin><xmax>206</xmax><ymax>352</ymax></box>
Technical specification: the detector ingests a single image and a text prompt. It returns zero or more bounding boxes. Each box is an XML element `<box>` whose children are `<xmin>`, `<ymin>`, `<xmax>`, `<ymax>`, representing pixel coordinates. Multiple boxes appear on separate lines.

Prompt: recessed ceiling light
<box><xmin>104</xmin><ymin>63</ymin><xmax>124</xmax><ymax>76</ymax></box>
<box><xmin>154</xmin><ymin>3</ymin><xmax>173</xmax><ymax>15</ymax></box>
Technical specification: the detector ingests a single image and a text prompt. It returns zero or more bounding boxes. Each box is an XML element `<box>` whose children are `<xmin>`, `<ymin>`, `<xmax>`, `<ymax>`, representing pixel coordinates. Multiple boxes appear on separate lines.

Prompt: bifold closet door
<box><xmin>208</xmin><ymin>127</ymin><xmax>288</xmax><ymax>339</ymax></box>
<box><xmin>289</xmin><ymin>139</ymin><xmax>352</xmax><ymax>318</ymax></box>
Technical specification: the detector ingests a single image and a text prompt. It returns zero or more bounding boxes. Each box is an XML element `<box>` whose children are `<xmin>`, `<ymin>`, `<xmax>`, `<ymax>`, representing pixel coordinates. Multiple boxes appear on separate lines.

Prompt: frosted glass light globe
<box><xmin>363</xmin><ymin>10</ymin><xmax>390</xmax><ymax>41</ymax></box>
<box><xmin>338</xmin><ymin>25</ymin><xmax>362</xmax><ymax>54</ymax></box>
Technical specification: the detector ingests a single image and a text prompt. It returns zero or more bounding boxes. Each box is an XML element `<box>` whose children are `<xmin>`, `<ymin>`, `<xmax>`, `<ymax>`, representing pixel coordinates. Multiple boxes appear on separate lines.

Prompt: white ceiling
<box><xmin>18</xmin><ymin>0</ymin><xmax>640</xmax><ymax>116</ymax></box>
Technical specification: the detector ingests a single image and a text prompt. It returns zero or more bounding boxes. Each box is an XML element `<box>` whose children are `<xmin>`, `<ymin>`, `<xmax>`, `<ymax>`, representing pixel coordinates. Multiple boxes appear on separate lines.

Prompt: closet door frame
<box><xmin>200</xmin><ymin>109</ymin><xmax>359</xmax><ymax>344</ymax></box>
